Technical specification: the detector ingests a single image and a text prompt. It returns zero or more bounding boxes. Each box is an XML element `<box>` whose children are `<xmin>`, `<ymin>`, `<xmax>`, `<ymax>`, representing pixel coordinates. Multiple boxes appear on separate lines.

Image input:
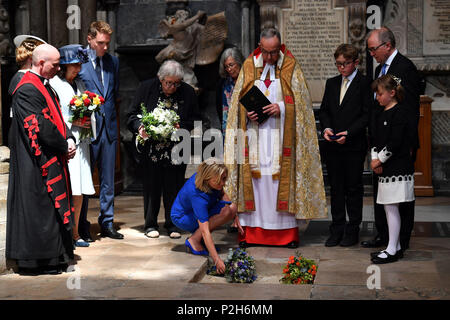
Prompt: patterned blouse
<box><xmin>221</xmin><ymin>76</ymin><xmax>235</xmax><ymax>136</ymax></box>
<box><xmin>146</xmin><ymin>85</ymin><xmax>179</xmax><ymax>165</ymax></box>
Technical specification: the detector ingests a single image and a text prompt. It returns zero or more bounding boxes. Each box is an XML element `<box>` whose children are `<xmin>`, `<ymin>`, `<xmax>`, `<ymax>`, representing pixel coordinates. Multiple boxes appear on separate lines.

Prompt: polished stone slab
<box><xmin>0</xmin><ymin>195</ymin><xmax>449</xmax><ymax>300</ymax></box>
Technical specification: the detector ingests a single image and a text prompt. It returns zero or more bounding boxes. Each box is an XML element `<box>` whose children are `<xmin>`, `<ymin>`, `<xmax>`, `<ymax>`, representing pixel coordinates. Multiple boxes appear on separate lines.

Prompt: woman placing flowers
<box><xmin>127</xmin><ymin>60</ymin><xmax>196</xmax><ymax>240</ymax></box>
<box><xmin>171</xmin><ymin>158</ymin><xmax>243</xmax><ymax>274</ymax></box>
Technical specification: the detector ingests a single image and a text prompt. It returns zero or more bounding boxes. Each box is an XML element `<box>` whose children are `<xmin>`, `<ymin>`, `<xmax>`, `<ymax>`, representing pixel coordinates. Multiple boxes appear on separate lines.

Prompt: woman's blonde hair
<box><xmin>195</xmin><ymin>157</ymin><xmax>228</xmax><ymax>193</ymax></box>
<box><xmin>15</xmin><ymin>38</ymin><xmax>45</xmax><ymax>68</ymax></box>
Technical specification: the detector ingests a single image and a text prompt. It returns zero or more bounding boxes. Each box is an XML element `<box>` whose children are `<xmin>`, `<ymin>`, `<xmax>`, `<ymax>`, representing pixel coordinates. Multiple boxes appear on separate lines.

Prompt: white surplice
<box><xmin>238</xmin><ymin>64</ymin><xmax>298</xmax><ymax>230</ymax></box>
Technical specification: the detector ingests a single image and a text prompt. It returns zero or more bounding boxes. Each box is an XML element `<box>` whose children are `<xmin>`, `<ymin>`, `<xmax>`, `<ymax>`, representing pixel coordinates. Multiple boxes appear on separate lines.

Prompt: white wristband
<box><xmin>378</xmin><ymin>146</ymin><xmax>392</xmax><ymax>163</ymax></box>
<box><xmin>371</xmin><ymin>147</ymin><xmax>378</xmax><ymax>160</ymax></box>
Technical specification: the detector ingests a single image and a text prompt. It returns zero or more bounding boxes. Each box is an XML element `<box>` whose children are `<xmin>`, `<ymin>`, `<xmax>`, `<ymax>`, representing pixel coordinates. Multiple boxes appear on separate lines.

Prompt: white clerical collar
<box><xmin>260</xmin><ymin>63</ymin><xmax>276</xmax><ymax>81</ymax></box>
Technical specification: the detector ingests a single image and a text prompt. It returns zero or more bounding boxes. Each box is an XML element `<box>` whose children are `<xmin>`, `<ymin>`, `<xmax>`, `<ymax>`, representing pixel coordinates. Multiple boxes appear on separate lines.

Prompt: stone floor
<box><xmin>0</xmin><ymin>195</ymin><xmax>449</xmax><ymax>301</ymax></box>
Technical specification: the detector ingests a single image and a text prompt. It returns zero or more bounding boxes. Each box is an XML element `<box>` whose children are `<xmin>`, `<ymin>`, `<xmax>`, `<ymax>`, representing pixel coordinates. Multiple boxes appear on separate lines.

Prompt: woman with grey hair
<box><xmin>216</xmin><ymin>47</ymin><xmax>243</xmax><ymax>233</ymax></box>
<box><xmin>216</xmin><ymin>47</ymin><xmax>244</xmax><ymax>136</ymax></box>
<box><xmin>127</xmin><ymin>59</ymin><xmax>197</xmax><ymax>239</ymax></box>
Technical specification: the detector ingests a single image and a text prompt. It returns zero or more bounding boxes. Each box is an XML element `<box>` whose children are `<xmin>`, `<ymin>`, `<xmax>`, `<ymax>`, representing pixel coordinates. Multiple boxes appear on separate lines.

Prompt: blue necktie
<box><xmin>380</xmin><ymin>64</ymin><xmax>387</xmax><ymax>77</ymax></box>
<box><xmin>95</xmin><ymin>57</ymin><xmax>103</xmax><ymax>87</ymax></box>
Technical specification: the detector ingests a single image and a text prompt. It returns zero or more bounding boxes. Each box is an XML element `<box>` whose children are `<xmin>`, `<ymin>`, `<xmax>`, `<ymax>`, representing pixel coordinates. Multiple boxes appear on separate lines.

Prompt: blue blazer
<box><xmin>78</xmin><ymin>52</ymin><xmax>120</xmax><ymax>142</ymax></box>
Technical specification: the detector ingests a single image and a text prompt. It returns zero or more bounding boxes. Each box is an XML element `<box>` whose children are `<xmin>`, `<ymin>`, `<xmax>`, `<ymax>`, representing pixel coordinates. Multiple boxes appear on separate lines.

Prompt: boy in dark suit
<box><xmin>319</xmin><ymin>44</ymin><xmax>372</xmax><ymax>247</ymax></box>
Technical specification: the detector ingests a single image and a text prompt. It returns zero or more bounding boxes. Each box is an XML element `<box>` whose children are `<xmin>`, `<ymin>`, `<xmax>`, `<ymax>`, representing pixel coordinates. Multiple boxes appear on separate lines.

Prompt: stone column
<box><xmin>0</xmin><ymin>146</ymin><xmax>9</xmax><ymax>274</ymax></box>
<box><xmin>29</xmin><ymin>0</ymin><xmax>47</xmax><ymax>40</ymax></box>
<box><xmin>79</xmin><ymin>0</ymin><xmax>96</xmax><ymax>46</ymax></box>
<box><xmin>15</xmin><ymin>0</ymin><xmax>30</xmax><ymax>35</ymax></box>
<box><xmin>48</xmin><ymin>0</ymin><xmax>69</xmax><ymax>47</ymax></box>
<box><xmin>105</xmin><ymin>0</ymin><xmax>119</xmax><ymax>55</ymax></box>
<box><xmin>67</xmin><ymin>0</ymin><xmax>80</xmax><ymax>44</ymax></box>
<box><xmin>240</xmin><ymin>0</ymin><xmax>250</xmax><ymax>57</ymax></box>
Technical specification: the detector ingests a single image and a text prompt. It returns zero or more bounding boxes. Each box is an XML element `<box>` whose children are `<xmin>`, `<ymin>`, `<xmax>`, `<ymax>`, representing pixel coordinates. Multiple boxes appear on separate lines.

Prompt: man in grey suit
<box><xmin>78</xmin><ymin>21</ymin><xmax>122</xmax><ymax>240</ymax></box>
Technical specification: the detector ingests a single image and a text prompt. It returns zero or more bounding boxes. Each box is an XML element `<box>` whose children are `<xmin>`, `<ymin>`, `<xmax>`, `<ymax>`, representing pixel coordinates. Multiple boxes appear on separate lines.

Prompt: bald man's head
<box><xmin>31</xmin><ymin>44</ymin><xmax>60</xmax><ymax>79</ymax></box>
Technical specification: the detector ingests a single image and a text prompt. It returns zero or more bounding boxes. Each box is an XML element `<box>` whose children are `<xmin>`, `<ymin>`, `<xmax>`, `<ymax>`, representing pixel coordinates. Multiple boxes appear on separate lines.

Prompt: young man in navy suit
<box><xmin>78</xmin><ymin>21</ymin><xmax>122</xmax><ymax>240</ymax></box>
<box><xmin>362</xmin><ymin>27</ymin><xmax>421</xmax><ymax>252</ymax></box>
<box><xmin>319</xmin><ymin>44</ymin><xmax>372</xmax><ymax>247</ymax></box>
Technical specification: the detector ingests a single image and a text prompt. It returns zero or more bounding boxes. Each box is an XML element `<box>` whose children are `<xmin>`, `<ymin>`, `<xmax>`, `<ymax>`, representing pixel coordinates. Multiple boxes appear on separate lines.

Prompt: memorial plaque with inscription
<box><xmin>281</xmin><ymin>0</ymin><xmax>347</xmax><ymax>103</ymax></box>
<box><xmin>423</xmin><ymin>0</ymin><xmax>450</xmax><ymax>56</ymax></box>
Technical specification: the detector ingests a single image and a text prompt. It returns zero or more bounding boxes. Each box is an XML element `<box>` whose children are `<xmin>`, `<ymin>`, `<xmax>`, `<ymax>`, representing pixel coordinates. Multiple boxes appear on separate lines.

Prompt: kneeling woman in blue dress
<box><xmin>370</xmin><ymin>74</ymin><xmax>415</xmax><ymax>264</ymax></box>
<box><xmin>171</xmin><ymin>158</ymin><xmax>243</xmax><ymax>274</ymax></box>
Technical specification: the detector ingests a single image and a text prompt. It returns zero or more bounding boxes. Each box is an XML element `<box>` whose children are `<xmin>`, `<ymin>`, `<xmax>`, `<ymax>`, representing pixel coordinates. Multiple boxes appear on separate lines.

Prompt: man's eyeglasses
<box><xmin>224</xmin><ymin>62</ymin><xmax>237</xmax><ymax>70</ymax></box>
<box><xmin>163</xmin><ymin>80</ymin><xmax>181</xmax><ymax>88</ymax></box>
<box><xmin>260</xmin><ymin>47</ymin><xmax>280</xmax><ymax>56</ymax></box>
<box><xmin>335</xmin><ymin>61</ymin><xmax>355</xmax><ymax>68</ymax></box>
<box><xmin>368</xmin><ymin>42</ymin><xmax>386</xmax><ymax>53</ymax></box>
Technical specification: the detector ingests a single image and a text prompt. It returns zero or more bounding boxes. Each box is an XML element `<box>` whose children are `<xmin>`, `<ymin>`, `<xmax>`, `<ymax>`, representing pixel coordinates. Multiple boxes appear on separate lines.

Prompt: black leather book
<box><xmin>239</xmin><ymin>85</ymin><xmax>271</xmax><ymax>124</ymax></box>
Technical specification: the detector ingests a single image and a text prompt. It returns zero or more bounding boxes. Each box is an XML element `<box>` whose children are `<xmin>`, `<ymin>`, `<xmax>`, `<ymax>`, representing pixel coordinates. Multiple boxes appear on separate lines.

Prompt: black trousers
<box><xmin>142</xmin><ymin>161</ymin><xmax>186</xmax><ymax>231</ymax></box>
<box><xmin>325</xmin><ymin>150</ymin><xmax>365</xmax><ymax>238</ymax></box>
<box><xmin>79</xmin><ymin>195</ymin><xmax>91</xmax><ymax>238</ymax></box>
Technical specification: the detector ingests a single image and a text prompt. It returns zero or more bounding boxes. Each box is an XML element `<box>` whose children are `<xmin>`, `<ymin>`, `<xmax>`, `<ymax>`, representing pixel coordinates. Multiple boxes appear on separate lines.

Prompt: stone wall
<box><xmin>0</xmin><ymin>146</ymin><xmax>9</xmax><ymax>273</ymax></box>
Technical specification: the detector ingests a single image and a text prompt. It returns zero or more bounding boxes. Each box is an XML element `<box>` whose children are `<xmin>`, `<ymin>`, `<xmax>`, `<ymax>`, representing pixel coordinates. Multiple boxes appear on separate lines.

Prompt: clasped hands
<box><xmin>72</xmin><ymin>117</ymin><xmax>91</xmax><ymax>129</ymax></box>
<box><xmin>67</xmin><ymin>139</ymin><xmax>76</xmax><ymax>160</ymax></box>
<box><xmin>247</xmin><ymin>103</ymin><xmax>280</xmax><ymax>122</ymax></box>
<box><xmin>138</xmin><ymin>123</ymin><xmax>180</xmax><ymax>140</ymax></box>
<box><xmin>323</xmin><ymin>128</ymin><xmax>347</xmax><ymax>144</ymax></box>
<box><xmin>67</xmin><ymin>118</ymin><xmax>92</xmax><ymax>161</ymax></box>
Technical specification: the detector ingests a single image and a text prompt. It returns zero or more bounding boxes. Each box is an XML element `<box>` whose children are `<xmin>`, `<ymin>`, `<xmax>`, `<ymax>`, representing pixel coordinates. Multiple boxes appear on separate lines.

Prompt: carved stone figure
<box><xmin>348</xmin><ymin>6</ymin><xmax>366</xmax><ymax>73</ymax></box>
<box><xmin>156</xmin><ymin>9</ymin><xmax>227</xmax><ymax>90</ymax></box>
<box><xmin>0</xmin><ymin>5</ymin><xmax>11</xmax><ymax>64</ymax></box>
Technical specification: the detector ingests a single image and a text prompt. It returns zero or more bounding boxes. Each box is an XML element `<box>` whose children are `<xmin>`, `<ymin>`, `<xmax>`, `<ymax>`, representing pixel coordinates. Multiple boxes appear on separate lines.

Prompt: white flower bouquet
<box><xmin>137</xmin><ymin>102</ymin><xmax>180</xmax><ymax>146</ymax></box>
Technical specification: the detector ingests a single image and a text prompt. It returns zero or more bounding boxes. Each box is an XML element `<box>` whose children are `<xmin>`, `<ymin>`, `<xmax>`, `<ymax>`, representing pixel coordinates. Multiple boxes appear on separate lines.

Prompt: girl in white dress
<box><xmin>50</xmin><ymin>45</ymin><xmax>96</xmax><ymax>247</ymax></box>
<box><xmin>370</xmin><ymin>75</ymin><xmax>414</xmax><ymax>264</ymax></box>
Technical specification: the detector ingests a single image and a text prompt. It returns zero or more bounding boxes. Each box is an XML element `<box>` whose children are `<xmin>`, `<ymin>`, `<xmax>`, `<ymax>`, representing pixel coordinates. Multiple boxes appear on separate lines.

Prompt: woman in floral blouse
<box><xmin>127</xmin><ymin>60</ymin><xmax>196</xmax><ymax>239</ymax></box>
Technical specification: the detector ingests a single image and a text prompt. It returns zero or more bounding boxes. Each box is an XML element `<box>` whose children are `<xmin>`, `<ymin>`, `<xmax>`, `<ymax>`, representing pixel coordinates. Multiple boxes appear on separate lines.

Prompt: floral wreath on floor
<box><xmin>280</xmin><ymin>252</ymin><xmax>317</xmax><ymax>284</ymax></box>
<box><xmin>207</xmin><ymin>247</ymin><xmax>257</xmax><ymax>283</ymax></box>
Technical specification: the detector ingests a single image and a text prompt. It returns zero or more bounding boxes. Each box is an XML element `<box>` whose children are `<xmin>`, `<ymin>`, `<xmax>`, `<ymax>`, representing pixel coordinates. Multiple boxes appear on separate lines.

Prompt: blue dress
<box><xmin>171</xmin><ymin>173</ymin><xmax>227</xmax><ymax>233</ymax></box>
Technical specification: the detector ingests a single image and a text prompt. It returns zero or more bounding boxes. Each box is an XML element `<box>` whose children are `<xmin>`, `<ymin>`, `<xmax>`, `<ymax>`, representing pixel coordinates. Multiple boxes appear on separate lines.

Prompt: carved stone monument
<box><xmin>423</xmin><ymin>0</ymin><xmax>450</xmax><ymax>56</ymax></box>
<box><xmin>155</xmin><ymin>7</ymin><xmax>227</xmax><ymax>90</ymax></box>
<box><xmin>258</xmin><ymin>0</ymin><xmax>348</xmax><ymax>103</ymax></box>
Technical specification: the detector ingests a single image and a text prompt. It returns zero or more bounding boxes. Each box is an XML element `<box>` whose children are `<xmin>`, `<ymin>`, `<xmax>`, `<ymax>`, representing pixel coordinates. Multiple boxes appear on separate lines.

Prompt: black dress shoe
<box><xmin>360</xmin><ymin>238</ymin><xmax>387</xmax><ymax>248</ymax></box>
<box><xmin>81</xmin><ymin>236</ymin><xmax>94</xmax><ymax>243</ymax></box>
<box><xmin>371</xmin><ymin>249</ymin><xmax>403</xmax><ymax>259</ymax></box>
<box><xmin>340</xmin><ymin>236</ymin><xmax>359</xmax><ymax>247</ymax></box>
<box><xmin>286</xmin><ymin>241</ymin><xmax>298</xmax><ymax>249</ymax></box>
<box><xmin>80</xmin><ymin>232</ymin><xmax>94</xmax><ymax>242</ymax></box>
<box><xmin>325</xmin><ymin>236</ymin><xmax>342</xmax><ymax>247</ymax></box>
<box><xmin>371</xmin><ymin>250</ymin><xmax>399</xmax><ymax>264</ymax></box>
<box><xmin>101</xmin><ymin>226</ymin><xmax>124</xmax><ymax>239</ymax></box>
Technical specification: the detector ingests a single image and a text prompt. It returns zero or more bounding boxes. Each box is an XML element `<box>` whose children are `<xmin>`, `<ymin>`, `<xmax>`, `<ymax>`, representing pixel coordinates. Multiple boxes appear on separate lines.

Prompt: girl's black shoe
<box><xmin>371</xmin><ymin>250</ymin><xmax>399</xmax><ymax>264</ymax></box>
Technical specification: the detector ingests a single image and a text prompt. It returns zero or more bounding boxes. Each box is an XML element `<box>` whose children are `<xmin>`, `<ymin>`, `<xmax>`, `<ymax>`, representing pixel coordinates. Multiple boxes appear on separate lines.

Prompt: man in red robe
<box><xmin>6</xmin><ymin>44</ymin><xmax>76</xmax><ymax>275</ymax></box>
